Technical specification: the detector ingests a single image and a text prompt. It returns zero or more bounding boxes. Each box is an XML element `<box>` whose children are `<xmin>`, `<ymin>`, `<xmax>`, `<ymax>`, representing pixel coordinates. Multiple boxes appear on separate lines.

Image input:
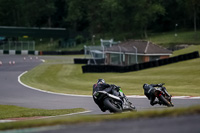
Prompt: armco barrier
<box><xmin>3</xmin><ymin>50</ymin><xmax>9</xmax><ymax>54</ymax></box>
<box><xmin>74</xmin><ymin>58</ymin><xmax>89</xmax><ymax>64</ymax></box>
<box><xmin>88</xmin><ymin>58</ymin><xmax>105</xmax><ymax>64</ymax></box>
<box><xmin>28</xmin><ymin>51</ymin><xmax>35</xmax><ymax>55</ymax></box>
<box><xmin>40</xmin><ymin>50</ymin><xmax>84</xmax><ymax>55</ymax></box>
<box><xmin>0</xmin><ymin>50</ymin><xmax>3</xmax><ymax>54</ymax></box>
<box><xmin>0</xmin><ymin>50</ymin><xmax>38</xmax><ymax>55</ymax></box>
<box><xmin>74</xmin><ymin>58</ymin><xmax>105</xmax><ymax>64</ymax></box>
<box><xmin>16</xmin><ymin>51</ymin><xmax>21</xmax><ymax>55</ymax></box>
<box><xmin>0</xmin><ymin>49</ymin><xmax>84</xmax><ymax>55</ymax></box>
<box><xmin>82</xmin><ymin>51</ymin><xmax>199</xmax><ymax>73</ymax></box>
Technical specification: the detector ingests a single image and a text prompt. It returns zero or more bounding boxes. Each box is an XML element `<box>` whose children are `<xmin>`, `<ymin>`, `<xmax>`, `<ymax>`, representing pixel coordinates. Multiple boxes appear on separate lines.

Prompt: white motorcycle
<box><xmin>93</xmin><ymin>85</ymin><xmax>136</xmax><ymax>113</ymax></box>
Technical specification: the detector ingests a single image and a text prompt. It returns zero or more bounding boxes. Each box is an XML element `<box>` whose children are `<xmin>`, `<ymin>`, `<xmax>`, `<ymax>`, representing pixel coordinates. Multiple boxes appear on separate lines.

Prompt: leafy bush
<box><xmin>75</xmin><ymin>35</ymin><xmax>85</xmax><ymax>44</ymax></box>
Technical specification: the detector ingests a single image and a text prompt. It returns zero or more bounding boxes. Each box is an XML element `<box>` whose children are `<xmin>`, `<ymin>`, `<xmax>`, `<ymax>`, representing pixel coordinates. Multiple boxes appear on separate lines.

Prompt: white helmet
<box><xmin>97</xmin><ymin>79</ymin><xmax>105</xmax><ymax>84</ymax></box>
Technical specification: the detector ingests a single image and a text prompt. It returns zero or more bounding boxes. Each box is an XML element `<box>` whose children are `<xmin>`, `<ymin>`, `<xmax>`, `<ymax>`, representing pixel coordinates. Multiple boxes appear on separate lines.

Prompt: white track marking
<box><xmin>0</xmin><ymin>120</ymin><xmax>16</xmax><ymax>123</ymax></box>
<box><xmin>40</xmin><ymin>59</ymin><xmax>45</xmax><ymax>62</ymax></box>
<box><xmin>0</xmin><ymin>110</ymin><xmax>92</xmax><ymax>123</ymax></box>
<box><xmin>39</xmin><ymin>110</ymin><xmax>92</xmax><ymax>119</ymax></box>
<box><xmin>18</xmin><ymin>71</ymin><xmax>91</xmax><ymax>97</ymax></box>
<box><xmin>127</xmin><ymin>95</ymin><xmax>200</xmax><ymax>99</ymax></box>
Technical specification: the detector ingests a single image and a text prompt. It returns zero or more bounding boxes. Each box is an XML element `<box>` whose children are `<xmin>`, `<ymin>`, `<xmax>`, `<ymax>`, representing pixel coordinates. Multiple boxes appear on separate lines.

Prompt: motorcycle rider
<box><xmin>93</xmin><ymin>79</ymin><xmax>130</xmax><ymax>112</ymax></box>
<box><xmin>143</xmin><ymin>83</ymin><xmax>171</xmax><ymax>106</ymax></box>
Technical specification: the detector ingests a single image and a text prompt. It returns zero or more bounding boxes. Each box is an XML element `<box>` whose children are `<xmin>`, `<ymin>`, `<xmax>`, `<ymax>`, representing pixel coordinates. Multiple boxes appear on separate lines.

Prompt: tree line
<box><xmin>0</xmin><ymin>0</ymin><xmax>199</xmax><ymax>39</ymax></box>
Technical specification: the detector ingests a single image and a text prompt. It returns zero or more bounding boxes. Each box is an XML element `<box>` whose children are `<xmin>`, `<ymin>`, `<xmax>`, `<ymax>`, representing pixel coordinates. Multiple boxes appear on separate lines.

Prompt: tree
<box><xmin>0</xmin><ymin>0</ymin><xmax>199</xmax><ymax>40</ymax></box>
<box><xmin>51</xmin><ymin>0</ymin><xmax>67</xmax><ymax>27</ymax></box>
<box><xmin>185</xmin><ymin>0</ymin><xmax>200</xmax><ymax>33</ymax></box>
<box><xmin>0</xmin><ymin>0</ymin><xmax>25</xmax><ymax>26</ymax></box>
<box><xmin>100</xmin><ymin>0</ymin><xmax>123</xmax><ymax>34</ymax></box>
<box><xmin>29</xmin><ymin>0</ymin><xmax>56</xmax><ymax>27</ymax></box>
<box><xmin>134</xmin><ymin>0</ymin><xmax>165</xmax><ymax>38</ymax></box>
<box><xmin>65</xmin><ymin>0</ymin><xmax>89</xmax><ymax>31</ymax></box>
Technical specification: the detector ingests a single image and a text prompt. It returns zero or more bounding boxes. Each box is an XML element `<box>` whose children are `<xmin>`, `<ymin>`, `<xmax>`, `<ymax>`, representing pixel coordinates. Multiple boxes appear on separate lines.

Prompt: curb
<box><xmin>127</xmin><ymin>95</ymin><xmax>200</xmax><ymax>99</ymax></box>
<box><xmin>0</xmin><ymin>110</ymin><xmax>92</xmax><ymax>123</ymax></box>
<box><xmin>0</xmin><ymin>50</ymin><xmax>39</xmax><ymax>55</ymax></box>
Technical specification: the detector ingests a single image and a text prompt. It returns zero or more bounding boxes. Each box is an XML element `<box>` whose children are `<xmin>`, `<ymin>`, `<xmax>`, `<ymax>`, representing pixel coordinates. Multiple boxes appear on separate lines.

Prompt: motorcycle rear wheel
<box><xmin>103</xmin><ymin>98</ymin><xmax>122</xmax><ymax>113</ymax></box>
<box><xmin>159</xmin><ymin>95</ymin><xmax>173</xmax><ymax>107</ymax></box>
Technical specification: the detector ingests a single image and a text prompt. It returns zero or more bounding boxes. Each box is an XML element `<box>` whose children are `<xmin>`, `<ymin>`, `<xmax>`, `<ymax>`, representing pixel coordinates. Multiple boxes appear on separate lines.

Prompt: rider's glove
<box><xmin>112</xmin><ymin>85</ymin><xmax>120</xmax><ymax>91</ymax></box>
<box><xmin>157</xmin><ymin>83</ymin><xmax>163</xmax><ymax>87</ymax></box>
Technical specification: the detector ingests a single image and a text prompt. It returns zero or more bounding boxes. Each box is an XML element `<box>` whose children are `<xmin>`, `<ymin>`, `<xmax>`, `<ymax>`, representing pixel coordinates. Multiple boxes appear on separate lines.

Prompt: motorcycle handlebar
<box><xmin>158</xmin><ymin>83</ymin><xmax>165</xmax><ymax>86</ymax></box>
<box><xmin>110</xmin><ymin>84</ymin><xmax>120</xmax><ymax>90</ymax></box>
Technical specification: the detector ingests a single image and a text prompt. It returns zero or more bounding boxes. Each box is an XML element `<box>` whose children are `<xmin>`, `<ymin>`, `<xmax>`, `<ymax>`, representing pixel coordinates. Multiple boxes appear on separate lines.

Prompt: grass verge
<box><xmin>0</xmin><ymin>105</ymin><xmax>85</xmax><ymax>120</ymax></box>
<box><xmin>171</xmin><ymin>45</ymin><xmax>200</xmax><ymax>56</ymax></box>
<box><xmin>147</xmin><ymin>30</ymin><xmax>200</xmax><ymax>46</ymax></box>
<box><xmin>0</xmin><ymin>105</ymin><xmax>200</xmax><ymax>131</ymax></box>
<box><xmin>21</xmin><ymin>56</ymin><xmax>200</xmax><ymax>96</ymax></box>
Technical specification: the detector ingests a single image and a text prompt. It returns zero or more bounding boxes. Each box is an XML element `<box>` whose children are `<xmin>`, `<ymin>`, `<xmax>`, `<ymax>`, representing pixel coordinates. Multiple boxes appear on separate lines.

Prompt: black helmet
<box><xmin>97</xmin><ymin>79</ymin><xmax>105</xmax><ymax>84</ymax></box>
<box><xmin>143</xmin><ymin>83</ymin><xmax>148</xmax><ymax>89</ymax></box>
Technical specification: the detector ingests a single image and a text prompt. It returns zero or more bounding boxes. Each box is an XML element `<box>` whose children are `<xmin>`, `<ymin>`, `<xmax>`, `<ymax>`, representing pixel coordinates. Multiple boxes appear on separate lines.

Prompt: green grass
<box><xmin>147</xmin><ymin>30</ymin><xmax>200</xmax><ymax>47</ymax></box>
<box><xmin>0</xmin><ymin>105</ymin><xmax>200</xmax><ymax>130</ymax></box>
<box><xmin>171</xmin><ymin>45</ymin><xmax>200</xmax><ymax>57</ymax></box>
<box><xmin>21</xmin><ymin>49</ymin><xmax>200</xmax><ymax>96</ymax></box>
<box><xmin>0</xmin><ymin>105</ymin><xmax>85</xmax><ymax>120</ymax></box>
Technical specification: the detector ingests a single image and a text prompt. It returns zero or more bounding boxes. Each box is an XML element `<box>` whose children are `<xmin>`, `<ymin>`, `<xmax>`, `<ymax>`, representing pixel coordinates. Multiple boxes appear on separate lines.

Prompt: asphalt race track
<box><xmin>0</xmin><ymin>55</ymin><xmax>200</xmax><ymax>133</ymax></box>
<box><xmin>0</xmin><ymin>55</ymin><xmax>101</xmax><ymax>114</ymax></box>
<box><xmin>25</xmin><ymin>114</ymin><xmax>200</xmax><ymax>133</ymax></box>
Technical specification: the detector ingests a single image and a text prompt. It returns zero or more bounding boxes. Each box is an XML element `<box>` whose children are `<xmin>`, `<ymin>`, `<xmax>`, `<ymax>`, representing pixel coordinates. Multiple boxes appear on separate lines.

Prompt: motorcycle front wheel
<box><xmin>103</xmin><ymin>98</ymin><xmax>122</xmax><ymax>113</ymax></box>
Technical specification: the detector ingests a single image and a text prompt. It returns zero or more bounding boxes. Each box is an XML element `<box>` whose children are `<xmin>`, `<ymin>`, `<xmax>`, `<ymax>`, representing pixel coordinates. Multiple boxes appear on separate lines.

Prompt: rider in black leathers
<box><xmin>143</xmin><ymin>83</ymin><xmax>170</xmax><ymax>106</ymax></box>
<box><xmin>93</xmin><ymin>79</ymin><xmax>120</xmax><ymax>112</ymax></box>
<box><xmin>93</xmin><ymin>79</ymin><xmax>128</xmax><ymax>112</ymax></box>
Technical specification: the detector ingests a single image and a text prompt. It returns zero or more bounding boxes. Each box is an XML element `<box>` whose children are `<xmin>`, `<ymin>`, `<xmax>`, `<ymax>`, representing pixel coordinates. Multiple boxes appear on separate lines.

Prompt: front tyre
<box><xmin>103</xmin><ymin>98</ymin><xmax>122</xmax><ymax>113</ymax></box>
<box><xmin>159</xmin><ymin>95</ymin><xmax>173</xmax><ymax>107</ymax></box>
<box><xmin>170</xmin><ymin>102</ymin><xmax>174</xmax><ymax>107</ymax></box>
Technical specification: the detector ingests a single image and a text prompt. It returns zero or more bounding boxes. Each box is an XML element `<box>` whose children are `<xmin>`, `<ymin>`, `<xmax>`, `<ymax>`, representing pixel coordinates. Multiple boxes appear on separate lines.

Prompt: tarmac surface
<box><xmin>0</xmin><ymin>55</ymin><xmax>200</xmax><ymax>133</ymax></box>
<box><xmin>23</xmin><ymin>114</ymin><xmax>200</xmax><ymax>133</ymax></box>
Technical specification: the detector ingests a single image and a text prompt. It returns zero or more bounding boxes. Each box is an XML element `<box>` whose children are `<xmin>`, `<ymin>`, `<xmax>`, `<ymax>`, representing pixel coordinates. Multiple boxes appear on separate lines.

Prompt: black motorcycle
<box><xmin>154</xmin><ymin>83</ymin><xmax>174</xmax><ymax>107</ymax></box>
<box><xmin>93</xmin><ymin>85</ymin><xmax>136</xmax><ymax>113</ymax></box>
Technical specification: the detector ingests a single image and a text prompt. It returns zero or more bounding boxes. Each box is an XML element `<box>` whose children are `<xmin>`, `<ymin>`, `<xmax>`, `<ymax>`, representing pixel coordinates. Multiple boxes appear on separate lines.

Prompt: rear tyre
<box><xmin>159</xmin><ymin>95</ymin><xmax>172</xmax><ymax>107</ymax></box>
<box><xmin>103</xmin><ymin>98</ymin><xmax>122</xmax><ymax>113</ymax></box>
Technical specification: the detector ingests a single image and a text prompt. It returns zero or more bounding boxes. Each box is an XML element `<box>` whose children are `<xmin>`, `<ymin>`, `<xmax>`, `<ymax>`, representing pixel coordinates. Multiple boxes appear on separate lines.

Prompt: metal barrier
<box><xmin>82</xmin><ymin>51</ymin><xmax>199</xmax><ymax>73</ymax></box>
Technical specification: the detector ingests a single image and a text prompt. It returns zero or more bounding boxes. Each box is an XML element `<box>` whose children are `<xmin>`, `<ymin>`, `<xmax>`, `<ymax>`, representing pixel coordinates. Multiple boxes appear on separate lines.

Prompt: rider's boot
<box><xmin>151</xmin><ymin>101</ymin><xmax>159</xmax><ymax>106</ymax></box>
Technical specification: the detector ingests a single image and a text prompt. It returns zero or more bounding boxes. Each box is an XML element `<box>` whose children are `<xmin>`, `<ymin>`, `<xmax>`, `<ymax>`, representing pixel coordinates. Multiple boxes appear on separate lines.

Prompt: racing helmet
<box><xmin>143</xmin><ymin>83</ymin><xmax>148</xmax><ymax>89</ymax></box>
<box><xmin>97</xmin><ymin>79</ymin><xmax>105</xmax><ymax>84</ymax></box>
